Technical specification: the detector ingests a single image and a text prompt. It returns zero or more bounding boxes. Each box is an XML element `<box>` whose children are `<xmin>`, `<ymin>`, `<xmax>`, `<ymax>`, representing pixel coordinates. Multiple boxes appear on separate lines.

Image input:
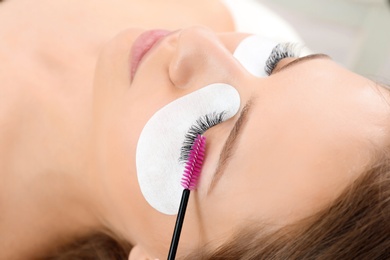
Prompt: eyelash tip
<box><xmin>264</xmin><ymin>42</ymin><xmax>303</xmax><ymax>76</ymax></box>
<box><xmin>178</xmin><ymin>111</ymin><xmax>226</xmax><ymax>164</ymax></box>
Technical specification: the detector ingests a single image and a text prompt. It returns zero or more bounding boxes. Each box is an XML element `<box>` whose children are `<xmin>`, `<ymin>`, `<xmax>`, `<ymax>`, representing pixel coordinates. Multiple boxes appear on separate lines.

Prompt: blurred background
<box><xmin>257</xmin><ymin>0</ymin><xmax>390</xmax><ymax>81</ymax></box>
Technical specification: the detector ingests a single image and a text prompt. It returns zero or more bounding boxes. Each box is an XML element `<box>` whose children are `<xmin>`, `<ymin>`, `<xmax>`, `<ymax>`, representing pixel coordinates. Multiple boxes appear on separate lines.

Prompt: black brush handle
<box><xmin>167</xmin><ymin>189</ymin><xmax>190</xmax><ymax>260</ymax></box>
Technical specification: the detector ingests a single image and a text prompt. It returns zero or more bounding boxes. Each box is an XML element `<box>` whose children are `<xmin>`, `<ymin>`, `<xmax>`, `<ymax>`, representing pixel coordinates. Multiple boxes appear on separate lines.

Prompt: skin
<box><xmin>91</xmin><ymin>27</ymin><xmax>390</xmax><ymax>259</ymax></box>
<box><xmin>0</xmin><ymin>0</ymin><xmax>232</xmax><ymax>258</ymax></box>
<box><xmin>1</xmin><ymin>1</ymin><xmax>390</xmax><ymax>260</ymax></box>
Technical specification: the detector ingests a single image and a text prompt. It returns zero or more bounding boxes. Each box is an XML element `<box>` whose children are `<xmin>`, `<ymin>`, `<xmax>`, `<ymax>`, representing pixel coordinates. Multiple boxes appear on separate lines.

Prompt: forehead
<box><xmin>263</xmin><ymin>58</ymin><xmax>389</xmax><ymax>130</ymax></box>
<box><xmin>249</xmin><ymin>58</ymin><xmax>390</xmax><ymax>167</ymax></box>
<box><xmin>210</xmin><ymin>58</ymin><xmax>390</xmax><ymax>224</ymax></box>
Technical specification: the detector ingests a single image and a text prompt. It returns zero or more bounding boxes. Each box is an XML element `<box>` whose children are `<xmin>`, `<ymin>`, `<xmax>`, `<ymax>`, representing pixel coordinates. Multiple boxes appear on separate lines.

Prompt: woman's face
<box><xmin>91</xmin><ymin>27</ymin><xmax>389</xmax><ymax>258</ymax></box>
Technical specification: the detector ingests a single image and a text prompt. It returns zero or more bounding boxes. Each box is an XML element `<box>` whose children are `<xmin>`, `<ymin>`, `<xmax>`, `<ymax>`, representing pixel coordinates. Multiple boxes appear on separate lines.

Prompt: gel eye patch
<box><xmin>136</xmin><ymin>83</ymin><xmax>240</xmax><ymax>215</ymax></box>
<box><xmin>233</xmin><ymin>35</ymin><xmax>278</xmax><ymax>77</ymax></box>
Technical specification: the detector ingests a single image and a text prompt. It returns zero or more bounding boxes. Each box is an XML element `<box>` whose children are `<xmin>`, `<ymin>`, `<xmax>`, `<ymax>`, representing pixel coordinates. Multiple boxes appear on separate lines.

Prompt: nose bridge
<box><xmin>168</xmin><ymin>26</ymin><xmax>235</xmax><ymax>90</ymax></box>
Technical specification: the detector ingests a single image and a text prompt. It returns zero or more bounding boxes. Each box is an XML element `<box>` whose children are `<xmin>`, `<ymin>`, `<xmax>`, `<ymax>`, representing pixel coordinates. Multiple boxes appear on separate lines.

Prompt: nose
<box><xmin>168</xmin><ymin>26</ymin><xmax>239</xmax><ymax>89</ymax></box>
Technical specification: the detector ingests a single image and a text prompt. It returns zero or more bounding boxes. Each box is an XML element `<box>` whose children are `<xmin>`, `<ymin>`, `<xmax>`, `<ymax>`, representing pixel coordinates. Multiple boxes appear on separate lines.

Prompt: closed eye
<box><xmin>272</xmin><ymin>53</ymin><xmax>331</xmax><ymax>74</ymax></box>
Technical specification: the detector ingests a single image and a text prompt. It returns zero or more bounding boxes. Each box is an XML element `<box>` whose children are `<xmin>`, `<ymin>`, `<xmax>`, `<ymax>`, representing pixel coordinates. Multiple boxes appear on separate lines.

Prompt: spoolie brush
<box><xmin>168</xmin><ymin>134</ymin><xmax>206</xmax><ymax>260</ymax></box>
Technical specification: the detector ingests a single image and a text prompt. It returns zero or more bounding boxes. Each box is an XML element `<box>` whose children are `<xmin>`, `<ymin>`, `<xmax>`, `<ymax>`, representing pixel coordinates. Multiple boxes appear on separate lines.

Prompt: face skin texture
<box><xmin>90</xmin><ymin>27</ymin><xmax>390</xmax><ymax>259</ymax></box>
<box><xmin>1</xmin><ymin>3</ymin><xmax>390</xmax><ymax>260</ymax></box>
<box><xmin>0</xmin><ymin>0</ymin><xmax>233</xmax><ymax>258</ymax></box>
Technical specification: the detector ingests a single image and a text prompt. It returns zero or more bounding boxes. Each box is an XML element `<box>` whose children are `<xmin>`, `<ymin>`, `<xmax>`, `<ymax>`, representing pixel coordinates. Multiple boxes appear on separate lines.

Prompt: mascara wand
<box><xmin>168</xmin><ymin>134</ymin><xmax>206</xmax><ymax>260</ymax></box>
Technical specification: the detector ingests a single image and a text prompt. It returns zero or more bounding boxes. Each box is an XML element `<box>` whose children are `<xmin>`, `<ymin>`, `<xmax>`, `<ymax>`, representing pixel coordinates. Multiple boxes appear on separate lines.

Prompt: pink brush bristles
<box><xmin>168</xmin><ymin>134</ymin><xmax>206</xmax><ymax>259</ymax></box>
<box><xmin>181</xmin><ymin>134</ymin><xmax>206</xmax><ymax>190</ymax></box>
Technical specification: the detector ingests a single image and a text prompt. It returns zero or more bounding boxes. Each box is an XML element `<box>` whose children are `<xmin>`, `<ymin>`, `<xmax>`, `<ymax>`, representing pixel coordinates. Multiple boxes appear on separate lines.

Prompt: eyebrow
<box><xmin>207</xmin><ymin>98</ymin><xmax>254</xmax><ymax>194</ymax></box>
<box><xmin>272</xmin><ymin>53</ymin><xmax>331</xmax><ymax>74</ymax></box>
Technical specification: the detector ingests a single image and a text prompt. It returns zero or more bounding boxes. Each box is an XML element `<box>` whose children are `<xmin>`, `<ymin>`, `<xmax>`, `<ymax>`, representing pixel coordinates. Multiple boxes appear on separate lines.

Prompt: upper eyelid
<box><xmin>270</xmin><ymin>56</ymin><xmax>298</xmax><ymax>75</ymax></box>
<box><xmin>271</xmin><ymin>53</ymin><xmax>331</xmax><ymax>75</ymax></box>
<box><xmin>207</xmin><ymin>97</ymin><xmax>254</xmax><ymax>194</ymax></box>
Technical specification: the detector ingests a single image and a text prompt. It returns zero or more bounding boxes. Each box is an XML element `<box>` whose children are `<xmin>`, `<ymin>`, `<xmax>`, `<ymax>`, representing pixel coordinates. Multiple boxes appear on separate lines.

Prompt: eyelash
<box><xmin>265</xmin><ymin>42</ymin><xmax>301</xmax><ymax>76</ymax></box>
<box><xmin>177</xmin><ymin>43</ymin><xmax>300</xmax><ymax>162</ymax></box>
<box><xmin>179</xmin><ymin>111</ymin><xmax>226</xmax><ymax>163</ymax></box>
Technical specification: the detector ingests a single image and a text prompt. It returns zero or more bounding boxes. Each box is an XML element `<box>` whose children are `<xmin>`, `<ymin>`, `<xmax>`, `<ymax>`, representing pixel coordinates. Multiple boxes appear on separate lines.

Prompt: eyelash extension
<box><xmin>179</xmin><ymin>111</ymin><xmax>226</xmax><ymax>163</ymax></box>
<box><xmin>265</xmin><ymin>42</ymin><xmax>301</xmax><ymax>76</ymax></box>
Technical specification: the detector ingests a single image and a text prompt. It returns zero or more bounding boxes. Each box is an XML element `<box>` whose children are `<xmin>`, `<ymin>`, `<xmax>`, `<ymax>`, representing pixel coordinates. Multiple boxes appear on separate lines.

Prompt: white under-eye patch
<box><xmin>136</xmin><ymin>83</ymin><xmax>240</xmax><ymax>215</ymax></box>
<box><xmin>233</xmin><ymin>35</ymin><xmax>278</xmax><ymax>77</ymax></box>
<box><xmin>234</xmin><ymin>35</ymin><xmax>311</xmax><ymax>77</ymax></box>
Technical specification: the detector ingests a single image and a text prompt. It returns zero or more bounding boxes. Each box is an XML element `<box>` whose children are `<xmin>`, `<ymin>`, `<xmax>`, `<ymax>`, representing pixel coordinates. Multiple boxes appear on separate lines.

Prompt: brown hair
<box><xmin>47</xmin><ymin>155</ymin><xmax>390</xmax><ymax>259</ymax></box>
<box><xmin>185</xmin><ymin>157</ymin><xmax>390</xmax><ymax>259</ymax></box>
<box><xmin>46</xmin><ymin>232</ymin><xmax>132</xmax><ymax>260</ymax></box>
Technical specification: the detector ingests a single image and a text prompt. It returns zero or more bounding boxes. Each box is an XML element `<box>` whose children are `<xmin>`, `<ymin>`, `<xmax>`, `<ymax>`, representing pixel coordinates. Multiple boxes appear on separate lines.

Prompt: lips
<box><xmin>130</xmin><ymin>29</ymin><xmax>171</xmax><ymax>81</ymax></box>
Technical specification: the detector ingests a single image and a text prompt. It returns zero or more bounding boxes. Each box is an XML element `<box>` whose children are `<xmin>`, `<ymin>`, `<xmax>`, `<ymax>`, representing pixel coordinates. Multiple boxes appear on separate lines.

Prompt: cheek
<box><xmin>136</xmin><ymin>84</ymin><xmax>240</xmax><ymax>215</ymax></box>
